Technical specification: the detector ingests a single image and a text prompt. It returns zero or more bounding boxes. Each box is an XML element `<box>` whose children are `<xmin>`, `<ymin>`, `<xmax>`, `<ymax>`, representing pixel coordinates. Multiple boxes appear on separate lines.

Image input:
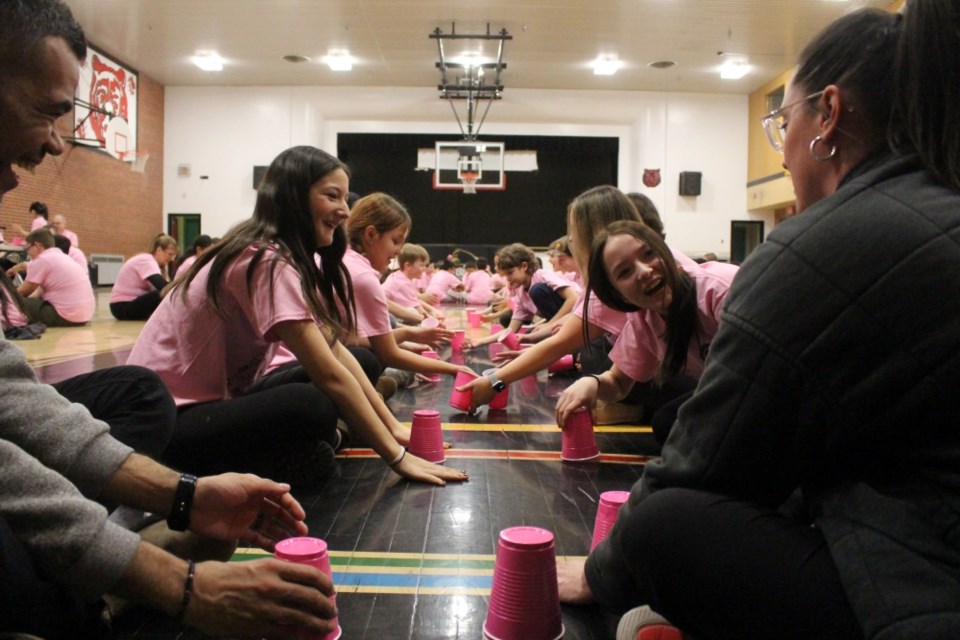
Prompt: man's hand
<box><xmin>191</xmin><ymin>474</ymin><xmax>308</xmax><ymax>551</ymax></box>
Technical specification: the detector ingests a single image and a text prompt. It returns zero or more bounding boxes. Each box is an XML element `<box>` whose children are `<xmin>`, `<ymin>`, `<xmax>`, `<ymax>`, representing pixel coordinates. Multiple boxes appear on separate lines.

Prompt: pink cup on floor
<box><xmin>483</xmin><ymin>368</ymin><xmax>509</xmax><ymax>410</ymax></box>
<box><xmin>421</xmin><ymin>316</ymin><xmax>440</xmax><ymax>328</ymax></box>
<box><xmin>421</xmin><ymin>350</ymin><xmax>442</xmax><ymax>382</ymax></box>
<box><xmin>590</xmin><ymin>490</ymin><xmax>630</xmax><ymax>551</ymax></box>
<box><xmin>274</xmin><ymin>537</ymin><xmax>342</xmax><ymax>640</ymax></box>
<box><xmin>483</xmin><ymin>526</ymin><xmax>564</xmax><ymax>640</ymax></box>
<box><xmin>408</xmin><ymin>409</ymin><xmax>445</xmax><ymax>463</ymax></box>
<box><xmin>449</xmin><ymin>370</ymin><xmax>478</xmax><ymax>412</ymax></box>
<box><xmin>451</xmin><ymin>329</ymin><xmax>466</xmax><ymax>352</ymax></box>
<box><xmin>547</xmin><ymin>354</ymin><xmax>575</xmax><ymax>374</ymax></box>
<box><xmin>561</xmin><ymin>407</ymin><xmax>600</xmax><ymax>461</ymax></box>
<box><xmin>499</xmin><ymin>331</ymin><xmax>521</xmax><ymax>350</ymax></box>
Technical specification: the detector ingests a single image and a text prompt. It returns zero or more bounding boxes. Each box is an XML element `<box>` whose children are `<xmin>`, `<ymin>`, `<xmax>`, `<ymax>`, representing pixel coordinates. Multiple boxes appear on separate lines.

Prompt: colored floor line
<box><xmin>337</xmin><ymin>448</ymin><xmax>652</xmax><ymax>465</ymax></box>
<box><xmin>234</xmin><ymin>548</ymin><xmax>589</xmax><ymax>596</ymax></box>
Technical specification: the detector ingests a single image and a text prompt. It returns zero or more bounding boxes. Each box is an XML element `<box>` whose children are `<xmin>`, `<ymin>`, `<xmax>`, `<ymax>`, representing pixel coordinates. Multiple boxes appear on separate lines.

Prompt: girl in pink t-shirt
<box><xmin>343</xmin><ymin>193</ymin><xmax>472</xmax><ymax>381</ymax></box>
<box><xmin>109</xmin><ymin>234</ymin><xmax>179</xmax><ymax>320</ymax></box>
<box><xmin>127</xmin><ymin>146</ymin><xmax>465</xmax><ymax>488</ymax></box>
<box><xmin>424</xmin><ymin>259</ymin><xmax>466</xmax><ymax>303</ymax></box>
<box><xmin>555</xmin><ymin>220</ymin><xmax>738</xmax><ymax>444</ymax></box>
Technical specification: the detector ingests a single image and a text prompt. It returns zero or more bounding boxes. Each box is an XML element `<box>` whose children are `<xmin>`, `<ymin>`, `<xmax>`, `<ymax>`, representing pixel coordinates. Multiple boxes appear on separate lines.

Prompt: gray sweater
<box><xmin>586</xmin><ymin>153</ymin><xmax>960</xmax><ymax>639</ymax></box>
<box><xmin>0</xmin><ymin>339</ymin><xmax>140</xmax><ymax>600</ymax></box>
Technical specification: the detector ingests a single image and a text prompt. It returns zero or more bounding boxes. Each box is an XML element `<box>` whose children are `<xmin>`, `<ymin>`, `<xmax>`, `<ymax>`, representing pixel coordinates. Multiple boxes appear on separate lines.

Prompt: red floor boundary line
<box><xmin>338</xmin><ymin>447</ymin><xmax>652</xmax><ymax>465</ymax></box>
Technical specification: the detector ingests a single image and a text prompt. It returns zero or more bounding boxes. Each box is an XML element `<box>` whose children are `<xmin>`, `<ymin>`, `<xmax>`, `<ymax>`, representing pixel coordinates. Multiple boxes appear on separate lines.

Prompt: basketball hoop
<box><xmin>461</xmin><ymin>171</ymin><xmax>478</xmax><ymax>194</ymax></box>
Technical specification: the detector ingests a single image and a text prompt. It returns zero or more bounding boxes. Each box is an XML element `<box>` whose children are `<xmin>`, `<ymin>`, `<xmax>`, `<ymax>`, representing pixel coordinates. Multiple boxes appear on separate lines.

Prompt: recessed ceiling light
<box><xmin>648</xmin><ymin>60</ymin><xmax>676</xmax><ymax>70</ymax></box>
<box><xmin>720</xmin><ymin>60</ymin><xmax>749</xmax><ymax>79</ymax></box>
<box><xmin>282</xmin><ymin>55</ymin><xmax>310</xmax><ymax>64</ymax></box>
<box><xmin>592</xmin><ymin>56</ymin><xmax>623</xmax><ymax>76</ymax></box>
<box><xmin>323</xmin><ymin>51</ymin><xmax>353</xmax><ymax>71</ymax></box>
<box><xmin>192</xmin><ymin>52</ymin><xmax>223</xmax><ymax>72</ymax></box>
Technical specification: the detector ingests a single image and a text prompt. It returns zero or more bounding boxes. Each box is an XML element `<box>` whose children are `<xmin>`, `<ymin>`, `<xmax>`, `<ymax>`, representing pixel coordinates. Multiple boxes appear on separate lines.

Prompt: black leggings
<box><xmin>164</xmin><ymin>347</ymin><xmax>382</xmax><ymax>476</ymax></box>
<box><xmin>609</xmin><ymin>488</ymin><xmax>862</xmax><ymax>640</ymax></box>
<box><xmin>110</xmin><ymin>289</ymin><xmax>162</xmax><ymax>320</ymax></box>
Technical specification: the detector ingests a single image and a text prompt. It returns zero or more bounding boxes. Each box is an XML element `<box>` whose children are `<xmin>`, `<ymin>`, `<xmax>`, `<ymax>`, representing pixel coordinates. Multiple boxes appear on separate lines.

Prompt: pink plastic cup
<box><xmin>274</xmin><ymin>537</ymin><xmax>342</xmax><ymax>640</ymax></box>
<box><xmin>449</xmin><ymin>370</ymin><xmax>478</xmax><ymax>412</ymax></box>
<box><xmin>483</xmin><ymin>527</ymin><xmax>564</xmax><ymax>640</ymax></box>
<box><xmin>547</xmin><ymin>354</ymin><xmax>575</xmax><ymax>374</ymax></box>
<box><xmin>483</xmin><ymin>368</ymin><xmax>509</xmax><ymax>410</ymax></box>
<box><xmin>590</xmin><ymin>490</ymin><xmax>631</xmax><ymax>550</ymax></box>
<box><xmin>421</xmin><ymin>350</ymin><xmax>442</xmax><ymax>382</ymax></box>
<box><xmin>561</xmin><ymin>407</ymin><xmax>600</xmax><ymax>461</ymax></box>
<box><xmin>490</xmin><ymin>323</ymin><xmax>501</xmax><ymax>336</ymax></box>
<box><xmin>408</xmin><ymin>409</ymin><xmax>445</xmax><ymax>463</ymax></box>
<box><xmin>421</xmin><ymin>316</ymin><xmax>440</xmax><ymax>328</ymax></box>
<box><xmin>519</xmin><ymin>374</ymin><xmax>539</xmax><ymax>396</ymax></box>
<box><xmin>468</xmin><ymin>310</ymin><xmax>482</xmax><ymax>328</ymax></box>
<box><xmin>499</xmin><ymin>331</ymin><xmax>521</xmax><ymax>350</ymax></box>
<box><xmin>488</xmin><ymin>341</ymin><xmax>505</xmax><ymax>360</ymax></box>
<box><xmin>451</xmin><ymin>329</ymin><xmax>466</xmax><ymax>352</ymax></box>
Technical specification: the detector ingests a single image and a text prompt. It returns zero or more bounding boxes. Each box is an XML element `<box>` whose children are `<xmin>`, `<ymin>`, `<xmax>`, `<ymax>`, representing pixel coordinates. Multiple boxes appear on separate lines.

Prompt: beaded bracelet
<box><xmin>584</xmin><ymin>374</ymin><xmax>601</xmax><ymax>384</ymax></box>
<box><xmin>177</xmin><ymin>560</ymin><xmax>196</xmax><ymax>622</ymax></box>
<box><xmin>389</xmin><ymin>447</ymin><xmax>407</xmax><ymax>466</ymax></box>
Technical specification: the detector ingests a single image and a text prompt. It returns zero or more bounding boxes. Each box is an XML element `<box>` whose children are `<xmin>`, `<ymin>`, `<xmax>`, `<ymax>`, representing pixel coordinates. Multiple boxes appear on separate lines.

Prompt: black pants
<box><xmin>165</xmin><ymin>347</ymin><xmax>382</xmax><ymax>476</ymax></box>
<box><xmin>611</xmin><ymin>488</ymin><xmax>862</xmax><ymax>640</ymax></box>
<box><xmin>110</xmin><ymin>290</ymin><xmax>162</xmax><ymax>320</ymax></box>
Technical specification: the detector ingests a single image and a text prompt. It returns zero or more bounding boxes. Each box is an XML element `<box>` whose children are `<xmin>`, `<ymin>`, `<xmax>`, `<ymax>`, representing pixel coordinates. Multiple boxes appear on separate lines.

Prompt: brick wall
<box><xmin>2</xmin><ymin>72</ymin><xmax>164</xmax><ymax>260</ymax></box>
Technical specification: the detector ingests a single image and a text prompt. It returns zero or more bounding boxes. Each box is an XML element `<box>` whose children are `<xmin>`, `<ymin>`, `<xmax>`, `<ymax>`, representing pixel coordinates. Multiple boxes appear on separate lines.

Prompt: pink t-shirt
<box><xmin>573</xmin><ymin>290</ymin><xmax>628</xmax><ymax>343</ymax></box>
<box><xmin>343</xmin><ymin>247</ymin><xmax>393</xmax><ymax>338</ymax></box>
<box><xmin>25</xmin><ymin>247</ymin><xmax>94</xmax><ymax>323</ymax></box>
<box><xmin>0</xmin><ymin>288</ymin><xmax>29</xmax><ymax>330</ymax></box>
<box><xmin>178</xmin><ymin>255</ymin><xmax>198</xmax><ymax>274</ymax></box>
<box><xmin>463</xmin><ymin>269</ymin><xmax>493</xmax><ymax>305</ymax></box>
<box><xmin>110</xmin><ymin>253</ymin><xmax>162</xmax><ymax>303</ymax></box>
<box><xmin>490</xmin><ymin>273</ymin><xmax>506</xmax><ymax>292</ymax></box>
<box><xmin>513</xmin><ymin>269</ymin><xmax>582</xmax><ymax>322</ymax></box>
<box><xmin>127</xmin><ymin>245</ymin><xmax>318</xmax><ymax>406</ymax></box>
<box><xmin>68</xmin><ymin>245</ymin><xmax>86</xmax><ymax>270</ymax></box>
<box><xmin>610</xmin><ymin>261</ymin><xmax>738</xmax><ymax>383</ymax></box>
<box><xmin>415</xmin><ymin>272</ymin><xmax>431</xmax><ymax>292</ymax></box>
<box><xmin>30</xmin><ymin>217</ymin><xmax>47</xmax><ymax>231</ymax></box>
<box><xmin>425</xmin><ymin>270</ymin><xmax>462</xmax><ymax>301</ymax></box>
<box><xmin>59</xmin><ymin>229</ymin><xmax>79</xmax><ymax>248</ymax></box>
<box><xmin>382</xmin><ymin>270</ymin><xmax>420</xmax><ymax>308</ymax></box>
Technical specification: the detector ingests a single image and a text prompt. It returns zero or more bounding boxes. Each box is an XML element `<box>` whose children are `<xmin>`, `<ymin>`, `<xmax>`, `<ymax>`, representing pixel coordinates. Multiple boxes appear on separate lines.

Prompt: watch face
<box><xmin>493</xmin><ymin>381</ymin><xmax>506</xmax><ymax>392</ymax></box>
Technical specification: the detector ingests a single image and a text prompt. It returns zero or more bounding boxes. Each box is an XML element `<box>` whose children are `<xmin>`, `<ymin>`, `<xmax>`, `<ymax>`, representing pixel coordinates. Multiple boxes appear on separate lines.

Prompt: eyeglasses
<box><xmin>760</xmin><ymin>90</ymin><xmax>824</xmax><ymax>153</ymax></box>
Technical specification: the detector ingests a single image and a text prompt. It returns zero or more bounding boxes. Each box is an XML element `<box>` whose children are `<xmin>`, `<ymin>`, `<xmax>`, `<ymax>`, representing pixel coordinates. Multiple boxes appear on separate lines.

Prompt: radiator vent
<box><xmin>89</xmin><ymin>253</ymin><xmax>124</xmax><ymax>286</ymax></box>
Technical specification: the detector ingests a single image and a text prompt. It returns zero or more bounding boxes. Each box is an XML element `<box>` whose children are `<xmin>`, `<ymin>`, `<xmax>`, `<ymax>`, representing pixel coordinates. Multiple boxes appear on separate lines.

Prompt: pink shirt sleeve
<box><xmin>344</xmin><ymin>249</ymin><xmax>393</xmax><ymax>338</ymax></box>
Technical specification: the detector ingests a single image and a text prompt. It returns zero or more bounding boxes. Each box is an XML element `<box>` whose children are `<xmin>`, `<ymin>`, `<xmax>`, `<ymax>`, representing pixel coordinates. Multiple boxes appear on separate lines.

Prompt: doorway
<box><xmin>730</xmin><ymin>220</ymin><xmax>764</xmax><ymax>265</ymax></box>
<box><xmin>168</xmin><ymin>213</ymin><xmax>201</xmax><ymax>253</ymax></box>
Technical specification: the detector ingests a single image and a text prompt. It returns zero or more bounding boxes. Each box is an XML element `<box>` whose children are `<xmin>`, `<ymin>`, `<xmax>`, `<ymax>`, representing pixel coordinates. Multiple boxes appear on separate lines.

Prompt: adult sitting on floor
<box><xmin>8</xmin><ymin>228</ymin><xmax>94</xmax><ymax>326</ymax></box>
<box><xmin>109</xmin><ymin>234</ymin><xmax>178</xmax><ymax>320</ymax></box>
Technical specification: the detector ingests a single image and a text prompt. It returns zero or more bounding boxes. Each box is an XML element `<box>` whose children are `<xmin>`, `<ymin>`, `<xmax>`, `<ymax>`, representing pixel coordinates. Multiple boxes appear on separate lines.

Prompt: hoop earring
<box><xmin>809</xmin><ymin>135</ymin><xmax>837</xmax><ymax>161</ymax></box>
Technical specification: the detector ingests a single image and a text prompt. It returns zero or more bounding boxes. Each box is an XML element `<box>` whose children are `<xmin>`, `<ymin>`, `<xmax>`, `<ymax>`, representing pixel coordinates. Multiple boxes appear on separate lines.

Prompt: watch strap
<box><xmin>167</xmin><ymin>473</ymin><xmax>197</xmax><ymax>532</ymax></box>
<box><xmin>485</xmin><ymin>370</ymin><xmax>506</xmax><ymax>392</ymax></box>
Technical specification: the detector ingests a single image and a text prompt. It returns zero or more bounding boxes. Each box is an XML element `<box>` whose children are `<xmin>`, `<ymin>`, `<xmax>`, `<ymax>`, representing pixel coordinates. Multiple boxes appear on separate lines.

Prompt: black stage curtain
<box><xmin>338</xmin><ymin>133</ymin><xmax>618</xmax><ymax>247</ymax></box>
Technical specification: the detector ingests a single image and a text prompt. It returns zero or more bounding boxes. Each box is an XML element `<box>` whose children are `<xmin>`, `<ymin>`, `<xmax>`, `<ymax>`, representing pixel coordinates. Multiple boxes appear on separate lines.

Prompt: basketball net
<box><xmin>461</xmin><ymin>172</ymin><xmax>478</xmax><ymax>194</ymax></box>
<box><xmin>121</xmin><ymin>150</ymin><xmax>150</xmax><ymax>174</ymax></box>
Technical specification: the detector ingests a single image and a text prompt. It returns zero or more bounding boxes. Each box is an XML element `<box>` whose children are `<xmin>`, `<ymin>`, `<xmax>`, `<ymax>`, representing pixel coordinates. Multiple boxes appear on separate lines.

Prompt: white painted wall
<box><xmin>164</xmin><ymin>85</ymin><xmax>772</xmax><ymax>258</ymax></box>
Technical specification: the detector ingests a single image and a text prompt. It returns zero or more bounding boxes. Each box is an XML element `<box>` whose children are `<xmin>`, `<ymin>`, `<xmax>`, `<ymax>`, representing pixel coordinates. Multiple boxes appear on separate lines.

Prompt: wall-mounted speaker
<box><xmin>679</xmin><ymin>171</ymin><xmax>702</xmax><ymax>197</ymax></box>
<box><xmin>253</xmin><ymin>165</ymin><xmax>268</xmax><ymax>190</ymax></box>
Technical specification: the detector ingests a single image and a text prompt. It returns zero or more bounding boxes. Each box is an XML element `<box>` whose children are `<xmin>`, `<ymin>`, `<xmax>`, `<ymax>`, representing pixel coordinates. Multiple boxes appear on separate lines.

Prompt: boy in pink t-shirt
<box><xmin>424</xmin><ymin>259</ymin><xmax>465</xmax><ymax>303</ymax></box>
<box><xmin>13</xmin><ymin>229</ymin><xmax>94</xmax><ymax>326</ymax></box>
<box><xmin>381</xmin><ymin>243</ymin><xmax>440</xmax><ymax>322</ymax></box>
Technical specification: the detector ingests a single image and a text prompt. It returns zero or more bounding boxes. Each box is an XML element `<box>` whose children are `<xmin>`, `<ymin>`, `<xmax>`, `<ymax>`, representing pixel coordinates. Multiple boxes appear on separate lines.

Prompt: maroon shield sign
<box><xmin>642</xmin><ymin>168</ymin><xmax>661</xmax><ymax>188</ymax></box>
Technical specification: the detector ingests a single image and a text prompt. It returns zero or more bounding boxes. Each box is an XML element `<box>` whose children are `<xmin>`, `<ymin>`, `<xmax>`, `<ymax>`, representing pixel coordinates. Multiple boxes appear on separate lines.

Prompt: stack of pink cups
<box><xmin>408</xmin><ymin>409</ymin><xmax>445</xmax><ymax>463</ymax></box>
<box><xmin>590</xmin><ymin>490</ymin><xmax>631</xmax><ymax>550</ymax></box>
<box><xmin>547</xmin><ymin>354</ymin><xmax>575</xmax><ymax>374</ymax></box>
<box><xmin>561</xmin><ymin>407</ymin><xmax>600</xmax><ymax>461</ymax></box>
<box><xmin>420</xmin><ymin>350</ymin><xmax>442</xmax><ymax>382</ymax></box>
<box><xmin>483</xmin><ymin>526</ymin><xmax>564</xmax><ymax>640</ymax></box>
<box><xmin>499</xmin><ymin>331</ymin><xmax>521</xmax><ymax>350</ymax></box>
<box><xmin>451</xmin><ymin>329</ymin><xmax>466</xmax><ymax>352</ymax></box>
<box><xmin>467</xmin><ymin>309</ymin><xmax>482</xmax><ymax>328</ymax></box>
<box><xmin>274</xmin><ymin>537</ymin><xmax>342</xmax><ymax>640</ymax></box>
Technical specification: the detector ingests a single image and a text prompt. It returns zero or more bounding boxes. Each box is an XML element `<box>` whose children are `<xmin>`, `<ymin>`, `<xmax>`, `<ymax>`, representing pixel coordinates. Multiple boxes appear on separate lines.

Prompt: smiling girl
<box><xmin>554</xmin><ymin>220</ymin><xmax>737</xmax><ymax>443</ymax></box>
<box><xmin>128</xmin><ymin>147</ymin><xmax>467</xmax><ymax>488</ymax></box>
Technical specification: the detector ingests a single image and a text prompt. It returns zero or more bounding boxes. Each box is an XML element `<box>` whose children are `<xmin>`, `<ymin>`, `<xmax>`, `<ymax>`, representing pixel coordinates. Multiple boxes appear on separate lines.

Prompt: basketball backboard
<box><xmin>433</xmin><ymin>141</ymin><xmax>506</xmax><ymax>192</ymax></box>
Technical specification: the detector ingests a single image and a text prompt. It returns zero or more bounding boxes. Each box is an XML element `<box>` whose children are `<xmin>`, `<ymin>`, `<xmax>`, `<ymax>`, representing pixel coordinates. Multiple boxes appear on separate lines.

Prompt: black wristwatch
<box><xmin>167</xmin><ymin>473</ymin><xmax>197</xmax><ymax>532</ymax></box>
<box><xmin>485</xmin><ymin>370</ymin><xmax>506</xmax><ymax>392</ymax></box>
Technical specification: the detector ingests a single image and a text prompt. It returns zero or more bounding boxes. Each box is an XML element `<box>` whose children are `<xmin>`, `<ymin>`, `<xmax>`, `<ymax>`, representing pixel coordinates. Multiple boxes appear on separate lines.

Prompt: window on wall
<box><xmin>337</xmin><ymin>133</ymin><xmax>618</xmax><ymax>246</ymax></box>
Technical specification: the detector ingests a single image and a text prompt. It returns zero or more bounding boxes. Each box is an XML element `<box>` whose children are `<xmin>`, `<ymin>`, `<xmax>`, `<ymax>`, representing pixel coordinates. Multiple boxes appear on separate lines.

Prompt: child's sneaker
<box><xmin>616</xmin><ymin>606</ymin><xmax>684</xmax><ymax>640</ymax></box>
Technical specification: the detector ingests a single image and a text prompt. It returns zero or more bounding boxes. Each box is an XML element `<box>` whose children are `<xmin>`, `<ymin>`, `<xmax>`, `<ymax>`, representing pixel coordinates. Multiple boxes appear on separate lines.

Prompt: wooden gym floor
<box><xmin>21</xmin><ymin>291</ymin><xmax>659</xmax><ymax>640</ymax></box>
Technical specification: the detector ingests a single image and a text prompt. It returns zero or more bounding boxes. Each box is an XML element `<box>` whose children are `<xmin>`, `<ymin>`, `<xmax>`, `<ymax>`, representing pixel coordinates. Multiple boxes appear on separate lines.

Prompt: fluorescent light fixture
<box><xmin>720</xmin><ymin>60</ymin><xmax>749</xmax><ymax>79</ymax></box>
<box><xmin>192</xmin><ymin>52</ymin><xmax>223</xmax><ymax>71</ymax></box>
<box><xmin>324</xmin><ymin>51</ymin><xmax>353</xmax><ymax>71</ymax></box>
<box><xmin>592</xmin><ymin>56</ymin><xmax>623</xmax><ymax>76</ymax></box>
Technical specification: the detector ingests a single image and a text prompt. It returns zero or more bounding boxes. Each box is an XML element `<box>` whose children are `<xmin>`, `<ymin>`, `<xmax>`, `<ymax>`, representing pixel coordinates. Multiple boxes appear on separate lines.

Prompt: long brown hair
<box><xmin>585</xmin><ymin>220</ymin><xmax>697</xmax><ymax>385</ymax></box>
<box><xmin>169</xmin><ymin>146</ymin><xmax>355</xmax><ymax>339</ymax></box>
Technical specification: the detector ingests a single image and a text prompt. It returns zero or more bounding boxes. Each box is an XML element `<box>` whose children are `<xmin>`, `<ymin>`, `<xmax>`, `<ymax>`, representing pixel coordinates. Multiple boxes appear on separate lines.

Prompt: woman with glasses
<box><xmin>558</xmin><ymin>3</ymin><xmax>960</xmax><ymax>639</ymax></box>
